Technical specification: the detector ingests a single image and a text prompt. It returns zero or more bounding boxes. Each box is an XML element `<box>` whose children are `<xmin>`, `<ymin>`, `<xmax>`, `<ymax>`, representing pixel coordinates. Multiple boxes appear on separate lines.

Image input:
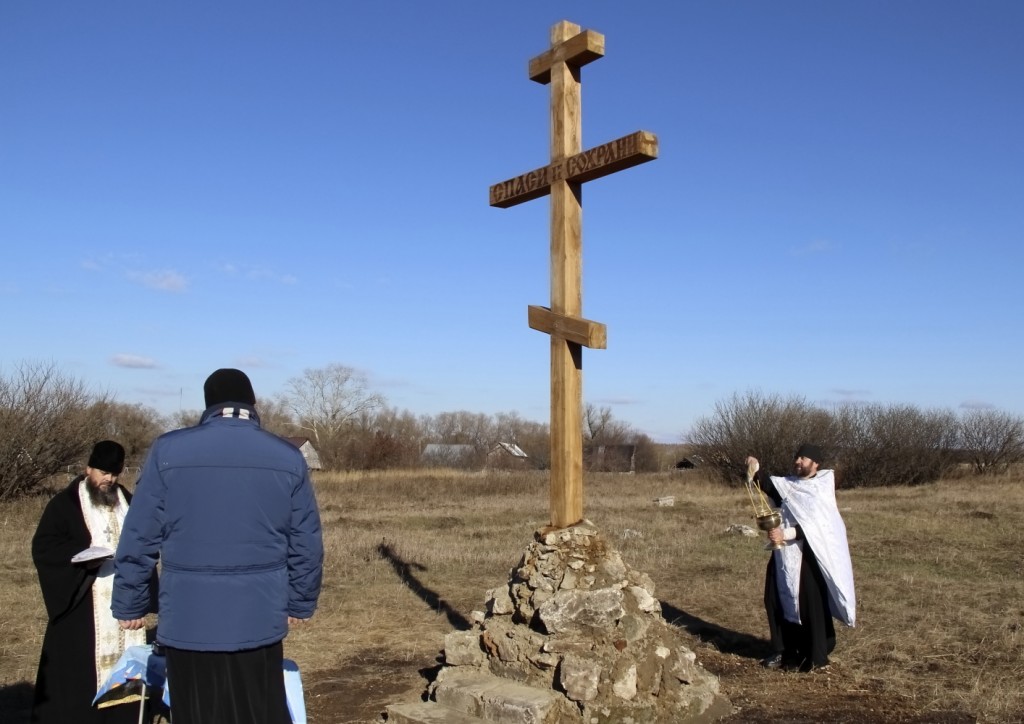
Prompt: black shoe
<box><xmin>760</xmin><ymin>653</ymin><xmax>784</xmax><ymax>669</ymax></box>
<box><xmin>798</xmin><ymin>658</ymin><xmax>830</xmax><ymax>673</ymax></box>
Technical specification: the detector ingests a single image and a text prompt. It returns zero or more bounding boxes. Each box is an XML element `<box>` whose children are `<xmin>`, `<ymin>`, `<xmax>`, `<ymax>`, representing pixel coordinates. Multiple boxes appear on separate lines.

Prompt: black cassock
<box><xmin>30</xmin><ymin>478</ymin><xmax>142</xmax><ymax>724</ymax></box>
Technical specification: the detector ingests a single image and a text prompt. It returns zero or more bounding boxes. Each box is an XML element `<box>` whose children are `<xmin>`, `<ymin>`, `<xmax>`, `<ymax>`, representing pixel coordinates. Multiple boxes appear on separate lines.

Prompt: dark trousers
<box><xmin>765</xmin><ymin>544</ymin><xmax>836</xmax><ymax>667</ymax></box>
<box><xmin>164</xmin><ymin>641</ymin><xmax>291</xmax><ymax>724</ymax></box>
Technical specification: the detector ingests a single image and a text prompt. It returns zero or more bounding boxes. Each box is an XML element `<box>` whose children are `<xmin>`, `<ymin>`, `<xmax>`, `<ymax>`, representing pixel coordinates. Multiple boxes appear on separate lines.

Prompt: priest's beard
<box><xmin>87</xmin><ymin>481</ymin><xmax>119</xmax><ymax>508</ymax></box>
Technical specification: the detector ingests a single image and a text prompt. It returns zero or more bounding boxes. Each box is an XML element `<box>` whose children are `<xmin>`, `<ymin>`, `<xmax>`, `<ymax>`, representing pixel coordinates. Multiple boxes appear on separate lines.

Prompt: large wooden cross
<box><xmin>490</xmin><ymin>21</ymin><xmax>658</xmax><ymax>529</ymax></box>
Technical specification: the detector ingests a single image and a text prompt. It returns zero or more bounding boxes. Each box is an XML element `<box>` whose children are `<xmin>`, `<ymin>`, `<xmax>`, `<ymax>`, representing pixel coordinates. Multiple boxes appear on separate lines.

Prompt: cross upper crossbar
<box><xmin>528</xmin><ymin>29</ymin><xmax>605</xmax><ymax>84</ymax></box>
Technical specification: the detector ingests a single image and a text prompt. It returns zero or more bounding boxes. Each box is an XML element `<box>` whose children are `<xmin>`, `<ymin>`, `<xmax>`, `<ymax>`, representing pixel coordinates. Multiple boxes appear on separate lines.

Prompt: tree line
<box><xmin>688</xmin><ymin>390</ymin><xmax>1024</xmax><ymax>487</ymax></box>
<box><xmin>0</xmin><ymin>361</ymin><xmax>657</xmax><ymax>500</ymax></box>
<box><xmin>5</xmin><ymin>363</ymin><xmax>1021</xmax><ymax>500</ymax></box>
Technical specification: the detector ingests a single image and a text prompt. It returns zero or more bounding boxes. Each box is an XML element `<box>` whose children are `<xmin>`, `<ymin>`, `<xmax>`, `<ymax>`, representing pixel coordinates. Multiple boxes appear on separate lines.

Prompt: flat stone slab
<box><xmin>386</xmin><ymin>701</ymin><xmax>485</xmax><ymax>724</ymax></box>
<box><xmin>434</xmin><ymin>668</ymin><xmax>563</xmax><ymax>724</ymax></box>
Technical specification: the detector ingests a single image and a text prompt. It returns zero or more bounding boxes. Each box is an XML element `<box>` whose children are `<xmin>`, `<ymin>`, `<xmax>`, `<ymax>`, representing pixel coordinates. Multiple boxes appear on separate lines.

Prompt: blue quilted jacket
<box><xmin>112</xmin><ymin>404</ymin><xmax>323</xmax><ymax>651</ymax></box>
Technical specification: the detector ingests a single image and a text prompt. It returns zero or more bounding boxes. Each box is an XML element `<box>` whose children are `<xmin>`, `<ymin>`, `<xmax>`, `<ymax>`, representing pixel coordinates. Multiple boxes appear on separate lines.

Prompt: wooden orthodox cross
<box><xmin>490</xmin><ymin>21</ymin><xmax>658</xmax><ymax>529</ymax></box>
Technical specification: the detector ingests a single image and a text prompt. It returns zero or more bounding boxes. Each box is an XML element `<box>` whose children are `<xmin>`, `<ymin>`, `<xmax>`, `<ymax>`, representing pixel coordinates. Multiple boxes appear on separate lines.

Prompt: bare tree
<box><xmin>836</xmin><ymin>404</ymin><xmax>957</xmax><ymax>487</ymax></box>
<box><xmin>584</xmin><ymin>404</ymin><xmax>638</xmax><ymax>444</ymax></box>
<box><xmin>494</xmin><ymin>411</ymin><xmax>550</xmax><ymax>468</ymax></box>
<box><xmin>688</xmin><ymin>390</ymin><xmax>842</xmax><ymax>484</ymax></box>
<box><xmin>336</xmin><ymin>406</ymin><xmax>425</xmax><ymax>470</ymax></box>
<box><xmin>88</xmin><ymin>400</ymin><xmax>168</xmax><ymax>467</ymax></box>
<box><xmin>422</xmin><ymin>411</ymin><xmax>495</xmax><ymax>469</ymax></box>
<box><xmin>582</xmin><ymin>404</ymin><xmax>656</xmax><ymax>472</ymax></box>
<box><xmin>632</xmin><ymin>433</ymin><xmax>660</xmax><ymax>473</ymax></box>
<box><xmin>958</xmin><ymin>409</ymin><xmax>1024</xmax><ymax>475</ymax></box>
<box><xmin>428</xmin><ymin>411</ymin><xmax>494</xmax><ymax>447</ymax></box>
<box><xmin>255</xmin><ymin>396</ymin><xmax>300</xmax><ymax>438</ymax></box>
<box><xmin>280</xmin><ymin>364</ymin><xmax>385</xmax><ymax>469</ymax></box>
<box><xmin>688</xmin><ymin>390</ymin><xmax>958</xmax><ymax>487</ymax></box>
<box><xmin>168</xmin><ymin>409</ymin><xmax>202</xmax><ymax>430</ymax></box>
<box><xmin>0</xmin><ymin>361</ymin><xmax>110</xmax><ymax>500</ymax></box>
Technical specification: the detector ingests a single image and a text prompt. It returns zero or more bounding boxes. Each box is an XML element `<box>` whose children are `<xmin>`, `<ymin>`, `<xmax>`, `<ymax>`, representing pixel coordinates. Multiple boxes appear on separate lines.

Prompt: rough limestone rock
<box><xmin>430</xmin><ymin>520</ymin><xmax>731</xmax><ymax>723</ymax></box>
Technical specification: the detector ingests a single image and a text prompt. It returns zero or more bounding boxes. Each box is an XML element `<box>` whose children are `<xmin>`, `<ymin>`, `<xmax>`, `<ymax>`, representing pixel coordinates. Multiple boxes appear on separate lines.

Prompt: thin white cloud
<box><xmin>374</xmin><ymin>375</ymin><xmax>413</xmax><ymax>389</ymax></box>
<box><xmin>959</xmin><ymin>400</ymin><xmax>996</xmax><ymax>411</ymax></box>
<box><xmin>127</xmin><ymin>269</ymin><xmax>188</xmax><ymax>292</ymax></box>
<box><xmin>234</xmin><ymin>356</ymin><xmax>270</xmax><ymax>369</ymax></box>
<box><xmin>83</xmin><ymin>252</ymin><xmax>142</xmax><ymax>272</ymax></box>
<box><xmin>218</xmin><ymin>263</ymin><xmax>296</xmax><ymax>285</ymax></box>
<box><xmin>831</xmin><ymin>388</ymin><xmax>871</xmax><ymax>398</ymax></box>
<box><xmin>133</xmin><ymin>385</ymin><xmax>180</xmax><ymax>397</ymax></box>
<box><xmin>792</xmin><ymin>239</ymin><xmax>836</xmax><ymax>256</ymax></box>
<box><xmin>111</xmin><ymin>354</ymin><xmax>159</xmax><ymax>369</ymax></box>
<box><xmin>821</xmin><ymin>398</ymin><xmax>871</xmax><ymax>409</ymax></box>
<box><xmin>593</xmin><ymin>397</ymin><xmax>640</xmax><ymax>406</ymax></box>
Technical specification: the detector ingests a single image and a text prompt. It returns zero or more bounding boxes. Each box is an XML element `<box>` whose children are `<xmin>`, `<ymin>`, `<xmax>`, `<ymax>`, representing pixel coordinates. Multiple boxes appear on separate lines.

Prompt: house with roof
<box><xmin>487</xmin><ymin>442</ymin><xmax>531</xmax><ymax>470</ymax></box>
<box><xmin>283</xmin><ymin>437</ymin><xmax>323</xmax><ymax>471</ymax></box>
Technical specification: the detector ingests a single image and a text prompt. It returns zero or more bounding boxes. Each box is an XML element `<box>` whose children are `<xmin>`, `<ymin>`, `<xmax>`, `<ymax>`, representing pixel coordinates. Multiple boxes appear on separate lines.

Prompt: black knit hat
<box><xmin>88</xmin><ymin>440</ymin><xmax>126</xmax><ymax>474</ymax></box>
<box><xmin>795</xmin><ymin>443</ymin><xmax>825</xmax><ymax>465</ymax></box>
<box><xmin>204</xmin><ymin>368</ymin><xmax>256</xmax><ymax>407</ymax></box>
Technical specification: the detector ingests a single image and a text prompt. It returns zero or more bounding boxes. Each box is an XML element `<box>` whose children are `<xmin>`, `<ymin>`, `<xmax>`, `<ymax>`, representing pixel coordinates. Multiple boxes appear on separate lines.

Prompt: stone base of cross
<box><xmin>490</xmin><ymin>21</ymin><xmax>658</xmax><ymax>529</ymax></box>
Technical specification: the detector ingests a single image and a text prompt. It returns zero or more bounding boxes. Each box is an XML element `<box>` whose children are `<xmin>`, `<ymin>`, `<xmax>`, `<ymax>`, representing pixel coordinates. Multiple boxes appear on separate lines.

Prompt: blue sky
<box><xmin>2</xmin><ymin>1</ymin><xmax>1022</xmax><ymax>443</ymax></box>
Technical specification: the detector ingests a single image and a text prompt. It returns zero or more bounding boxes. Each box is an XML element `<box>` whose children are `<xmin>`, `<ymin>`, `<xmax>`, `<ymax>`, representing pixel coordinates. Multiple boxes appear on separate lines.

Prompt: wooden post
<box><xmin>490</xmin><ymin>21</ymin><xmax>658</xmax><ymax>529</ymax></box>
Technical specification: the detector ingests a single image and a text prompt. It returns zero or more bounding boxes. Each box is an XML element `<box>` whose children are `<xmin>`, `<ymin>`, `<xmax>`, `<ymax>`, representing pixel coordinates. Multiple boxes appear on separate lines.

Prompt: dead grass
<box><xmin>2</xmin><ymin>470</ymin><xmax>1022</xmax><ymax>722</ymax></box>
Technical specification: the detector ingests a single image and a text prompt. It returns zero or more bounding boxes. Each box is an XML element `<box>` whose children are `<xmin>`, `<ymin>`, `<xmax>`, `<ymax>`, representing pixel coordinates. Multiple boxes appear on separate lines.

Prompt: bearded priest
<box><xmin>31</xmin><ymin>440</ymin><xmax>155</xmax><ymax>723</ymax></box>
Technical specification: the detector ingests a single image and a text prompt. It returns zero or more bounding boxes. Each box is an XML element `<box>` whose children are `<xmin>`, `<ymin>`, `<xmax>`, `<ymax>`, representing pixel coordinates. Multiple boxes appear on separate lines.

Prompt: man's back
<box><xmin>113</xmin><ymin>407</ymin><xmax>323</xmax><ymax>651</ymax></box>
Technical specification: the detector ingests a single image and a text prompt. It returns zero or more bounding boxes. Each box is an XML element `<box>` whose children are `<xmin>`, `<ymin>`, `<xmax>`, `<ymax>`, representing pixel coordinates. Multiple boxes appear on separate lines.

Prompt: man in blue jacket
<box><xmin>112</xmin><ymin>368</ymin><xmax>323</xmax><ymax>724</ymax></box>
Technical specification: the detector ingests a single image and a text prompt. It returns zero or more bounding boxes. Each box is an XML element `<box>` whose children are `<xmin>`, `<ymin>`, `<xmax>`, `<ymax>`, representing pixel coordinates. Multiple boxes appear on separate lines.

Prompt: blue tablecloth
<box><xmin>94</xmin><ymin>644</ymin><xmax>307</xmax><ymax>723</ymax></box>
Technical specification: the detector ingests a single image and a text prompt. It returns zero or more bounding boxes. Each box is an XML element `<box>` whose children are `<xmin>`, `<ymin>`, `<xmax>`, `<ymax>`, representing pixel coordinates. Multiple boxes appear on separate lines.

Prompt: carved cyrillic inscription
<box><xmin>490</xmin><ymin>131</ymin><xmax>658</xmax><ymax>208</ymax></box>
<box><xmin>489</xmin><ymin>162</ymin><xmax>566</xmax><ymax>208</ymax></box>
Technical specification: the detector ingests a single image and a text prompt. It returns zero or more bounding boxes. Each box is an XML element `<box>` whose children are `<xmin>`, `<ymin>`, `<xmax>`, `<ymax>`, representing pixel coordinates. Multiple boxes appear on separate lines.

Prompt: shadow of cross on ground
<box><xmin>376</xmin><ymin>541</ymin><xmax>473</xmax><ymax>632</ymax></box>
<box><xmin>660</xmin><ymin>600</ymin><xmax>771</xmax><ymax>660</ymax></box>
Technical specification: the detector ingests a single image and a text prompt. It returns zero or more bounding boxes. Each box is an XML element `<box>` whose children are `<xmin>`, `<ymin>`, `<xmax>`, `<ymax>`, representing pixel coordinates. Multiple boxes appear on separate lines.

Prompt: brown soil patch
<box><xmin>304</xmin><ymin>648</ymin><xmax>437</xmax><ymax>724</ymax></box>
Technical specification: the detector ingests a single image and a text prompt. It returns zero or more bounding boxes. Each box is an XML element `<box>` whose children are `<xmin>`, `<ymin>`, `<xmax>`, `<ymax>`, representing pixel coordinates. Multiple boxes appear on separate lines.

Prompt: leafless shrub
<box><xmin>341</xmin><ymin>407</ymin><xmax>426</xmax><ymax>470</ymax></box>
<box><xmin>88</xmin><ymin>400</ymin><xmax>168</xmax><ymax>467</ymax></box>
<box><xmin>958</xmin><ymin>409</ymin><xmax>1024</xmax><ymax>475</ymax></box>
<box><xmin>834</xmin><ymin>404</ymin><xmax>958</xmax><ymax>487</ymax></box>
<box><xmin>688</xmin><ymin>391</ymin><xmax>959</xmax><ymax>487</ymax></box>
<box><xmin>0</xmin><ymin>361</ymin><xmax>110</xmax><ymax>500</ymax></box>
<box><xmin>688</xmin><ymin>390</ymin><xmax>841</xmax><ymax>484</ymax></box>
<box><xmin>167</xmin><ymin>408</ymin><xmax>202</xmax><ymax>430</ymax></box>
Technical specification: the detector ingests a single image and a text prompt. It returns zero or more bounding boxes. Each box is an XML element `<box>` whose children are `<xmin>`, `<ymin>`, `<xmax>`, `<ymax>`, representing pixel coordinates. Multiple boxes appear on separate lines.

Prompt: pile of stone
<box><xmin>388</xmin><ymin>520</ymin><xmax>730</xmax><ymax>723</ymax></box>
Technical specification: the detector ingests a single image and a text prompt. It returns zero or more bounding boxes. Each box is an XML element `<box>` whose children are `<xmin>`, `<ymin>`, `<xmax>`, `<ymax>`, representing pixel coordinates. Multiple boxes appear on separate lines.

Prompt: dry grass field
<box><xmin>2</xmin><ymin>469</ymin><xmax>1022</xmax><ymax>723</ymax></box>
